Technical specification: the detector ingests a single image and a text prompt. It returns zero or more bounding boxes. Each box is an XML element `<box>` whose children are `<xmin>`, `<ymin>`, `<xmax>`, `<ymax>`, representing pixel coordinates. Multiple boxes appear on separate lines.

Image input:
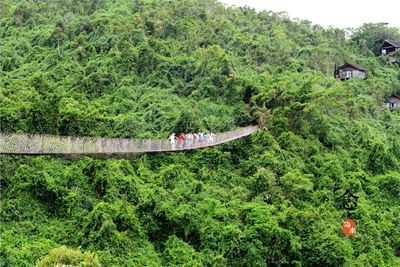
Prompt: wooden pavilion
<box><xmin>381</xmin><ymin>40</ymin><xmax>400</xmax><ymax>63</ymax></box>
<box><xmin>384</xmin><ymin>93</ymin><xmax>400</xmax><ymax>110</ymax></box>
<box><xmin>334</xmin><ymin>63</ymin><xmax>367</xmax><ymax>80</ymax></box>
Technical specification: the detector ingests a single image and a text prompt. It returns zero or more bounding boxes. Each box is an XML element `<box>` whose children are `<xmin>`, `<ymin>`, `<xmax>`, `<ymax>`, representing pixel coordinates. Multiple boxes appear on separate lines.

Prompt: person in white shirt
<box><xmin>168</xmin><ymin>133</ymin><xmax>177</xmax><ymax>149</ymax></box>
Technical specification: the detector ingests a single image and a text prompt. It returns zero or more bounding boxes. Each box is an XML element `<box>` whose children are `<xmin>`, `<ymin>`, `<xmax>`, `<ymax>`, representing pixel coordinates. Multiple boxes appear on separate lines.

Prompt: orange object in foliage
<box><xmin>342</xmin><ymin>219</ymin><xmax>356</xmax><ymax>237</ymax></box>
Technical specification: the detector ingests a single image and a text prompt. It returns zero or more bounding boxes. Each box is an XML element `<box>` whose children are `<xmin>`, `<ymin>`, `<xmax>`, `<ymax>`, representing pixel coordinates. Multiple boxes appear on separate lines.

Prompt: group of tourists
<box><xmin>168</xmin><ymin>132</ymin><xmax>215</xmax><ymax>148</ymax></box>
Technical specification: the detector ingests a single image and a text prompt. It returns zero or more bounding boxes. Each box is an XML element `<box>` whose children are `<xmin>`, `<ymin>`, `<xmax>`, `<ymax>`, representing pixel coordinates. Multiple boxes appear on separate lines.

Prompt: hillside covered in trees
<box><xmin>1</xmin><ymin>0</ymin><xmax>400</xmax><ymax>266</ymax></box>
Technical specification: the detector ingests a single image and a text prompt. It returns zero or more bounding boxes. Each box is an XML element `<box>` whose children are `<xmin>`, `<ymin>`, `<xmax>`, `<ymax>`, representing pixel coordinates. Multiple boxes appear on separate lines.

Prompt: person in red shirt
<box><xmin>178</xmin><ymin>133</ymin><xmax>185</xmax><ymax>147</ymax></box>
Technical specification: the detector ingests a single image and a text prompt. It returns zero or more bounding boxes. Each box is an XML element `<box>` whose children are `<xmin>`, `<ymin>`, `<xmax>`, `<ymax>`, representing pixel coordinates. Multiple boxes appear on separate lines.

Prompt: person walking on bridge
<box><xmin>178</xmin><ymin>133</ymin><xmax>185</xmax><ymax>148</ymax></box>
<box><xmin>168</xmin><ymin>133</ymin><xmax>177</xmax><ymax>149</ymax></box>
<box><xmin>208</xmin><ymin>132</ymin><xmax>215</xmax><ymax>144</ymax></box>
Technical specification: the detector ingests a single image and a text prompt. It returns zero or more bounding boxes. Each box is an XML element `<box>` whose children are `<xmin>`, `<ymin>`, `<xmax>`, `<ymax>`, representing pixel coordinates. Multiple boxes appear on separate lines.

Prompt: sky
<box><xmin>219</xmin><ymin>0</ymin><xmax>400</xmax><ymax>29</ymax></box>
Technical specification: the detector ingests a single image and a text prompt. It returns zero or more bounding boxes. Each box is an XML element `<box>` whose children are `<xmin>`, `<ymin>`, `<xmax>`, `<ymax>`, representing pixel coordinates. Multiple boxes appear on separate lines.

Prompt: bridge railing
<box><xmin>0</xmin><ymin>125</ymin><xmax>258</xmax><ymax>155</ymax></box>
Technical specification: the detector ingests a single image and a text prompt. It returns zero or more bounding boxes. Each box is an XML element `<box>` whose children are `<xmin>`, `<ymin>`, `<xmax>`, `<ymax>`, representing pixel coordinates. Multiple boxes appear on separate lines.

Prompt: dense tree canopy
<box><xmin>0</xmin><ymin>0</ymin><xmax>400</xmax><ymax>266</ymax></box>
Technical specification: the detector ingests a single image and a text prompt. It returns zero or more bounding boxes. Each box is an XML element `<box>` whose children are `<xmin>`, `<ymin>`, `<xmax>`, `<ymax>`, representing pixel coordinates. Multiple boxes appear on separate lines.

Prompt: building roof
<box><xmin>382</xmin><ymin>40</ymin><xmax>400</xmax><ymax>48</ymax></box>
<box><xmin>338</xmin><ymin>62</ymin><xmax>366</xmax><ymax>71</ymax></box>
<box><xmin>391</xmin><ymin>93</ymin><xmax>400</xmax><ymax>99</ymax></box>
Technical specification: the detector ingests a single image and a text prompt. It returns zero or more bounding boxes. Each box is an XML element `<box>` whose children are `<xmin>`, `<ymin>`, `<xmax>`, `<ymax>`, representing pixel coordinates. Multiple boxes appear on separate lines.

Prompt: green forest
<box><xmin>1</xmin><ymin>0</ymin><xmax>400</xmax><ymax>266</ymax></box>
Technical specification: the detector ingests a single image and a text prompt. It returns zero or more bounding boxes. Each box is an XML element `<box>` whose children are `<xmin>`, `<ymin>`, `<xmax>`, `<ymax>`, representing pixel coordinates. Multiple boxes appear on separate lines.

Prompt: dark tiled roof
<box><xmin>339</xmin><ymin>62</ymin><xmax>366</xmax><ymax>71</ymax></box>
<box><xmin>392</xmin><ymin>93</ymin><xmax>400</xmax><ymax>99</ymax></box>
<box><xmin>383</xmin><ymin>40</ymin><xmax>400</xmax><ymax>48</ymax></box>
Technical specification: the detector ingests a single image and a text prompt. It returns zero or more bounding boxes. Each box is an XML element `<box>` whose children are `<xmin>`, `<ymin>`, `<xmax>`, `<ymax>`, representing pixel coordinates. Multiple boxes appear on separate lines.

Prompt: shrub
<box><xmin>35</xmin><ymin>246</ymin><xmax>100</xmax><ymax>267</ymax></box>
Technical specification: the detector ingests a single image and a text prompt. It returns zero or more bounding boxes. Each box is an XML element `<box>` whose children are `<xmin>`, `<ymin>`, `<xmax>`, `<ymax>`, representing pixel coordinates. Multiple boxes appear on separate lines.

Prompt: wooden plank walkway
<box><xmin>0</xmin><ymin>125</ymin><xmax>258</xmax><ymax>156</ymax></box>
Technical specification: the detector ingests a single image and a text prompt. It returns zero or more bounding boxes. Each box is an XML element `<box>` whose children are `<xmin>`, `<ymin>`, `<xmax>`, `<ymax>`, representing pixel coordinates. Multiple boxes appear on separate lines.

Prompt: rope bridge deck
<box><xmin>0</xmin><ymin>125</ymin><xmax>258</xmax><ymax>156</ymax></box>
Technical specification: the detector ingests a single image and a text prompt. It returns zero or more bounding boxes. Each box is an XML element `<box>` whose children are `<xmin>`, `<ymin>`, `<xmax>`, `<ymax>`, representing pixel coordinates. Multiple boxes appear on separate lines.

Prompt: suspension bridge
<box><xmin>0</xmin><ymin>125</ymin><xmax>258</xmax><ymax>157</ymax></box>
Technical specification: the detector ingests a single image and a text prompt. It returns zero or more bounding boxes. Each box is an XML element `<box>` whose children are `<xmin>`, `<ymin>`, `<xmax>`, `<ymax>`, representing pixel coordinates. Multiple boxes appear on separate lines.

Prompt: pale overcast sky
<box><xmin>219</xmin><ymin>0</ymin><xmax>400</xmax><ymax>29</ymax></box>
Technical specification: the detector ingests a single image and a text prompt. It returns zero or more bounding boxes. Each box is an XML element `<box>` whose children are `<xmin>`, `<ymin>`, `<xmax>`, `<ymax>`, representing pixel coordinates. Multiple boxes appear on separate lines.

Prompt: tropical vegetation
<box><xmin>1</xmin><ymin>0</ymin><xmax>400</xmax><ymax>266</ymax></box>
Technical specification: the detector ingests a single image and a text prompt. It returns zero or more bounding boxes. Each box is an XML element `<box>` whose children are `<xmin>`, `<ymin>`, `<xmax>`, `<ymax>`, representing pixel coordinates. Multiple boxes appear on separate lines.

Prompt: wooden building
<box><xmin>381</xmin><ymin>40</ymin><xmax>400</xmax><ymax>55</ymax></box>
<box><xmin>334</xmin><ymin>63</ymin><xmax>367</xmax><ymax>80</ymax></box>
<box><xmin>384</xmin><ymin>93</ymin><xmax>400</xmax><ymax>110</ymax></box>
<box><xmin>381</xmin><ymin>40</ymin><xmax>400</xmax><ymax>63</ymax></box>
